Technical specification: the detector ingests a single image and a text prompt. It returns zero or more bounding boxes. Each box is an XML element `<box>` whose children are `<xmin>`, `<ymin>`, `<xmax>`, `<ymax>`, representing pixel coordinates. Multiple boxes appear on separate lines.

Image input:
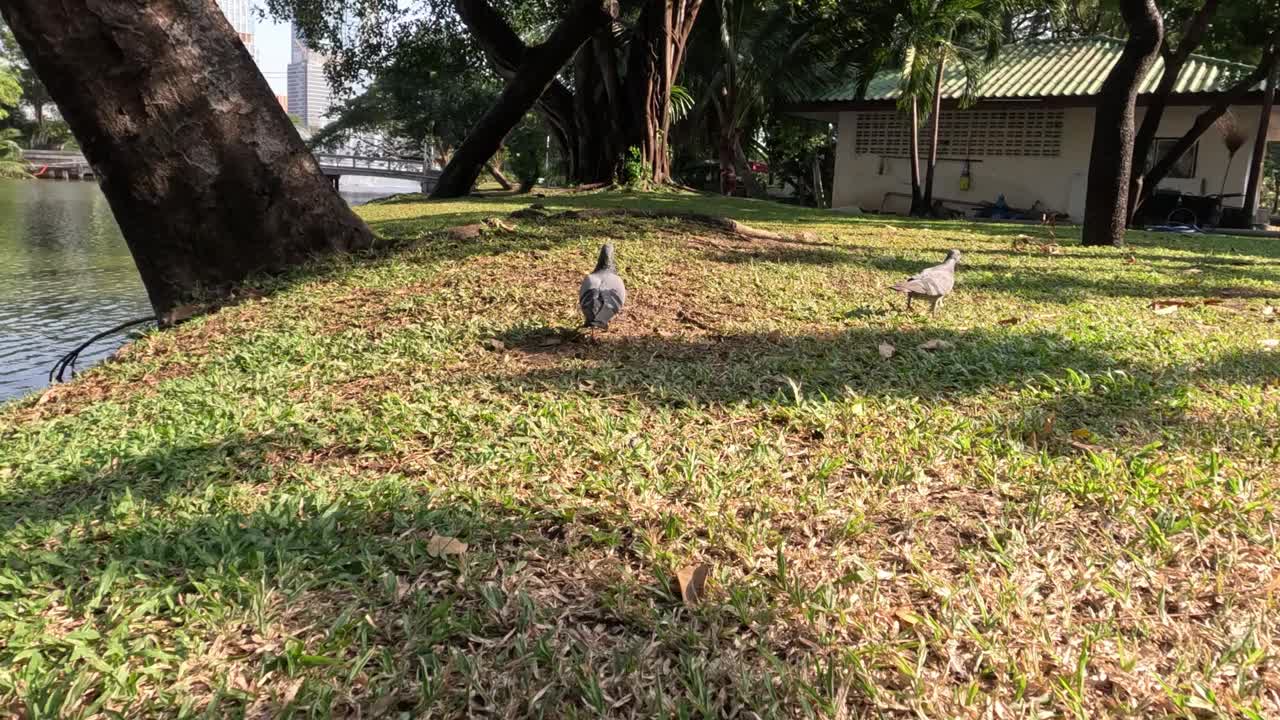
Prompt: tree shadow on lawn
<box><xmin>492</xmin><ymin>324</ymin><xmax>1278</xmax><ymax>452</ymax></box>
<box><xmin>0</xmin><ymin>432</ymin><xmax>864</xmax><ymax>718</ymax></box>
<box><xmin>703</xmin><ymin>245</ymin><xmax>859</xmax><ymax>266</ymax></box>
<box><xmin>494</xmin><ymin>325</ymin><xmax>1109</xmax><ymax>404</ymax></box>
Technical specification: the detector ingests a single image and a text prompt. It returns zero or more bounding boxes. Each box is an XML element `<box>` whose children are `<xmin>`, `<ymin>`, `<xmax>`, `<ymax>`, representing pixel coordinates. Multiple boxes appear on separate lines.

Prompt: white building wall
<box><xmin>215</xmin><ymin>0</ymin><xmax>256</xmax><ymax>59</ymax></box>
<box><xmin>831</xmin><ymin>104</ymin><xmax>1265</xmax><ymax>222</ymax></box>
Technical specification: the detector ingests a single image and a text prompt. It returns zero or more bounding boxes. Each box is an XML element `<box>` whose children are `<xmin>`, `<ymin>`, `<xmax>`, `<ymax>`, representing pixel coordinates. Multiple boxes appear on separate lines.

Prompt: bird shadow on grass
<box><xmin>488</xmin><ymin>324</ymin><xmax>1279</xmax><ymax>455</ymax></box>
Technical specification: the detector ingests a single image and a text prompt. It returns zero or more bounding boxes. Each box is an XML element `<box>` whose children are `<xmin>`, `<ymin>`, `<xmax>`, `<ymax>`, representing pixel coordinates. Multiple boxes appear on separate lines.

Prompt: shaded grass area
<box><xmin>2</xmin><ymin>192</ymin><xmax>1279</xmax><ymax>717</ymax></box>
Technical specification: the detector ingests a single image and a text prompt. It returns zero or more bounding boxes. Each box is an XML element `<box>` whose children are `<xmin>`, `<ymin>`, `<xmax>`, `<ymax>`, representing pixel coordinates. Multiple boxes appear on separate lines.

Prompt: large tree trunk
<box><xmin>733</xmin><ymin>137</ymin><xmax>764</xmax><ymax>199</ymax></box>
<box><xmin>454</xmin><ymin>0</ymin><xmax>583</xmax><ymax>180</ymax></box>
<box><xmin>922</xmin><ymin>54</ymin><xmax>946</xmax><ymax>213</ymax></box>
<box><xmin>432</xmin><ymin>0</ymin><xmax>610</xmax><ymax>197</ymax></box>
<box><xmin>0</xmin><ymin>0</ymin><xmax>373</xmax><ymax>321</ymax></box>
<box><xmin>627</xmin><ymin>0</ymin><xmax>702</xmax><ymax>185</ymax></box>
<box><xmin>1082</xmin><ymin>0</ymin><xmax>1162</xmax><ymax>246</ymax></box>
<box><xmin>1127</xmin><ymin>0</ymin><xmax>1220</xmax><ymax>225</ymax></box>
<box><xmin>485</xmin><ymin>162</ymin><xmax>514</xmax><ymax>190</ymax></box>
<box><xmin>908</xmin><ymin>96</ymin><xmax>923</xmax><ymax>215</ymax></box>
<box><xmin>1134</xmin><ymin>38</ymin><xmax>1279</xmax><ymax>216</ymax></box>
<box><xmin>1242</xmin><ymin>68</ymin><xmax>1276</xmax><ymax>225</ymax></box>
<box><xmin>452</xmin><ymin>0</ymin><xmax>697</xmax><ymax>191</ymax></box>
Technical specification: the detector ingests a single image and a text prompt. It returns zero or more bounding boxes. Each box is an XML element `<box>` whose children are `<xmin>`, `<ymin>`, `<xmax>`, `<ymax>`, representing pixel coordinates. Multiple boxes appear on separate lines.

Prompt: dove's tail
<box><xmin>581</xmin><ymin>288</ymin><xmax>624</xmax><ymax>329</ymax></box>
<box><xmin>890</xmin><ymin>280</ymin><xmax>921</xmax><ymax>294</ymax></box>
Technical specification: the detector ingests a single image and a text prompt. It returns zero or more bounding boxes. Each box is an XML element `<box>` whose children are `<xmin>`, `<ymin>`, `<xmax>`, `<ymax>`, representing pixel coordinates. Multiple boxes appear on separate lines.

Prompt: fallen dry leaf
<box><xmin>426</xmin><ymin>535</ymin><xmax>468</xmax><ymax>558</ymax></box>
<box><xmin>482</xmin><ymin>339</ymin><xmax>506</xmax><ymax>352</ymax></box>
<box><xmin>1071</xmin><ymin>428</ymin><xmax>1094</xmax><ymax>442</ymax></box>
<box><xmin>998</xmin><ymin>317</ymin><xmax>1019</xmax><ymax>326</ymax></box>
<box><xmin>1125</xmin><ymin>254</ymin><xmax>1137</xmax><ymax>265</ymax></box>
<box><xmin>878</xmin><ymin>343</ymin><xmax>896</xmax><ymax>359</ymax></box>
<box><xmin>917</xmin><ymin>339</ymin><xmax>953</xmax><ymax>352</ymax></box>
<box><xmin>538</xmin><ymin>336</ymin><xmax>564</xmax><ymax>348</ymax></box>
<box><xmin>1262</xmin><ymin>339</ymin><xmax>1279</xmax><ymax>351</ymax></box>
<box><xmin>895</xmin><ymin>608</ymin><xmax>921</xmax><ymax>626</ymax></box>
<box><xmin>35</xmin><ymin>388</ymin><xmax>58</xmax><ymax>407</ymax></box>
<box><xmin>1152</xmin><ymin>304</ymin><xmax>1179</xmax><ymax>316</ymax></box>
<box><xmin>675</xmin><ymin>564</ymin><xmax>711</xmax><ymax>605</ymax></box>
<box><xmin>1264</xmin><ymin>306</ymin><xmax>1276</xmax><ymax>316</ymax></box>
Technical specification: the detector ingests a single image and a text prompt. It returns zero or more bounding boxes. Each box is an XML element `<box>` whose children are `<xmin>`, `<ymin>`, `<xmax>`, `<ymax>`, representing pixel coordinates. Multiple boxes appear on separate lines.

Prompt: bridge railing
<box><xmin>313</xmin><ymin>154</ymin><xmax>436</xmax><ymax>176</ymax></box>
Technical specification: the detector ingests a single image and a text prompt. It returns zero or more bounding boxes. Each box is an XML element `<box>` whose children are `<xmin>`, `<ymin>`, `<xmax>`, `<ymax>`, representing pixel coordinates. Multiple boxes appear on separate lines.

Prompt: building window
<box><xmin>1147</xmin><ymin>138</ymin><xmax>1198</xmax><ymax>179</ymax></box>
<box><xmin>852</xmin><ymin>109</ymin><xmax>1064</xmax><ymax>158</ymax></box>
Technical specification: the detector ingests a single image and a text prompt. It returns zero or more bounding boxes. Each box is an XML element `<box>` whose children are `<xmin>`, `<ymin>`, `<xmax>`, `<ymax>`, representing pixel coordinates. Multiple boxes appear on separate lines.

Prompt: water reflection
<box><xmin>0</xmin><ymin>180</ymin><xmax>150</xmax><ymax>403</ymax></box>
<box><xmin>0</xmin><ymin>179</ymin><xmax>408</xmax><ymax>403</ymax></box>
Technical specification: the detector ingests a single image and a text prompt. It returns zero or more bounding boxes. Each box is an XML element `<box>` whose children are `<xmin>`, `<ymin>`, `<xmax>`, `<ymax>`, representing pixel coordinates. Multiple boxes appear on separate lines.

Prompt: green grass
<box><xmin>2</xmin><ymin>190</ymin><xmax>1279</xmax><ymax>718</ymax></box>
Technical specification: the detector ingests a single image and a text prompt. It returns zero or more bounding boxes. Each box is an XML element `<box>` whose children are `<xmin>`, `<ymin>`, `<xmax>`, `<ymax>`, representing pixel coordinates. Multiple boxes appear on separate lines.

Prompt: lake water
<box><xmin>0</xmin><ymin>179</ymin><xmax>411</xmax><ymax>404</ymax></box>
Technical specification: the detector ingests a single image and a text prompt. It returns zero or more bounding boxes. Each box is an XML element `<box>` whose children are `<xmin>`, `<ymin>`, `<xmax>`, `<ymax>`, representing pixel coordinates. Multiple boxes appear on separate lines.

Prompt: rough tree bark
<box><xmin>1243</xmin><ymin>67</ymin><xmax>1277</xmax><ymax>224</ymax></box>
<box><xmin>627</xmin><ymin>0</ymin><xmax>703</xmax><ymax>183</ymax></box>
<box><xmin>1136</xmin><ymin>37</ymin><xmax>1279</xmax><ymax>214</ymax></box>
<box><xmin>432</xmin><ymin>0</ymin><xmax>611</xmax><ymax>197</ymax></box>
<box><xmin>1082</xmin><ymin>0</ymin><xmax>1163</xmax><ymax>246</ymax></box>
<box><xmin>0</xmin><ymin>0</ymin><xmax>373</xmax><ymax>321</ymax></box>
<box><xmin>908</xmin><ymin>96</ymin><xmax>923</xmax><ymax>215</ymax></box>
<box><xmin>922</xmin><ymin>55</ymin><xmax>947</xmax><ymax>214</ymax></box>
<box><xmin>1127</xmin><ymin>0</ymin><xmax>1219</xmax><ymax>224</ymax></box>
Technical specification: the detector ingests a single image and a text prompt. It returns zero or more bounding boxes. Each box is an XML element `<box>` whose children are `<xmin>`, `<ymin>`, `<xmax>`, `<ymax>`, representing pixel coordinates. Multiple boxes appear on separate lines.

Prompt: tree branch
<box><xmin>1139</xmin><ymin>34</ymin><xmax>1279</xmax><ymax>199</ymax></box>
<box><xmin>432</xmin><ymin>0</ymin><xmax>611</xmax><ymax>197</ymax></box>
<box><xmin>1130</xmin><ymin>0</ymin><xmax>1220</xmax><ymax>218</ymax></box>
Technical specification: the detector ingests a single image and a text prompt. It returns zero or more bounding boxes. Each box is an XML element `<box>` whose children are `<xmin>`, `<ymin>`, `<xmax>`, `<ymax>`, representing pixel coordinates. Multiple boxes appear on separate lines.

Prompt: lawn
<box><xmin>1</xmin><ymin>190</ymin><xmax>1278</xmax><ymax>718</ymax></box>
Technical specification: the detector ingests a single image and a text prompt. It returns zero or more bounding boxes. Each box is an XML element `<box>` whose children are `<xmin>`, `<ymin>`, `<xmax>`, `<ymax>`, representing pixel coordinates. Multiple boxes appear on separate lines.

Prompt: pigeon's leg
<box><xmin>929</xmin><ymin>297</ymin><xmax>941</xmax><ymax>314</ymax></box>
<box><xmin>906</xmin><ymin>294</ymin><xmax>913</xmax><ymax>311</ymax></box>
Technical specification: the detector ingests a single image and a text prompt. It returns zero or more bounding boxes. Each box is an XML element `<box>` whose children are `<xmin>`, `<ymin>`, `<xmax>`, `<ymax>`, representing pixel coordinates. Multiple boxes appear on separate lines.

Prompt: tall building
<box><xmin>215</xmin><ymin>0</ymin><xmax>256</xmax><ymax>60</ymax></box>
<box><xmin>287</xmin><ymin>25</ymin><xmax>332</xmax><ymax>129</ymax></box>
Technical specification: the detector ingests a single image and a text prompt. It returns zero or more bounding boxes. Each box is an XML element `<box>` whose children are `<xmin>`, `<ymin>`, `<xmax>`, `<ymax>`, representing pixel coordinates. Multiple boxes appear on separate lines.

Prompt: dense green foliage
<box><xmin>504</xmin><ymin>118</ymin><xmax>547</xmax><ymax>190</ymax></box>
<box><xmin>0</xmin><ymin>28</ymin><xmax>70</xmax><ymax>149</ymax></box>
<box><xmin>308</xmin><ymin>35</ymin><xmax>499</xmax><ymax>159</ymax></box>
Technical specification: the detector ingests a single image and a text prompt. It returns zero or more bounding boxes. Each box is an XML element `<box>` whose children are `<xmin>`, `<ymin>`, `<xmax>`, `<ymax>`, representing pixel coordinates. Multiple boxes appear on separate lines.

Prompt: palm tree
<box><xmin>889</xmin><ymin>0</ymin><xmax>1000</xmax><ymax>215</ymax></box>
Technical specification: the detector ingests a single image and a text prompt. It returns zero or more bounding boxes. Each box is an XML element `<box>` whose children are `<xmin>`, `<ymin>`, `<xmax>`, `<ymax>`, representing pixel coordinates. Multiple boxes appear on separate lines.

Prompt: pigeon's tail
<box><xmin>890</xmin><ymin>279</ymin><xmax>923</xmax><ymax>294</ymax></box>
<box><xmin>581</xmin><ymin>288</ymin><xmax>624</xmax><ymax>329</ymax></box>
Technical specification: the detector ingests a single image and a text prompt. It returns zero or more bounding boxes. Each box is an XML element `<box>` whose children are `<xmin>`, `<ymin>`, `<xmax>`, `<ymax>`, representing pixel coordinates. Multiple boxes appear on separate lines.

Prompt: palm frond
<box><xmin>669</xmin><ymin>85</ymin><xmax>696</xmax><ymax>124</ymax></box>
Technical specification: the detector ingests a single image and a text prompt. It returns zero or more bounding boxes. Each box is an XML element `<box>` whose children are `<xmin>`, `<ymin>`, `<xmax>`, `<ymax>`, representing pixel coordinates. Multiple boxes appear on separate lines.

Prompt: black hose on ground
<box><xmin>49</xmin><ymin>316</ymin><xmax>157</xmax><ymax>384</ymax></box>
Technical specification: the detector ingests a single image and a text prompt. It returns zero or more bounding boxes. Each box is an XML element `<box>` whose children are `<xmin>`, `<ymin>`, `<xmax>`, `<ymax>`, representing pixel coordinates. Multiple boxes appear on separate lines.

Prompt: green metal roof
<box><xmin>808</xmin><ymin>37</ymin><xmax>1258</xmax><ymax>104</ymax></box>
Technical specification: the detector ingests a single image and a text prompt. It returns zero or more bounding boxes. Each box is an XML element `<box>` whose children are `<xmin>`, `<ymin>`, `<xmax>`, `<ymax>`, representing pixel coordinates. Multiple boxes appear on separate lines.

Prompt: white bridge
<box><xmin>23</xmin><ymin>149</ymin><xmax>439</xmax><ymax>194</ymax></box>
<box><xmin>314</xmin><ymin>153</ymin><xmax>440</xmax><ymax>194</ymax></box>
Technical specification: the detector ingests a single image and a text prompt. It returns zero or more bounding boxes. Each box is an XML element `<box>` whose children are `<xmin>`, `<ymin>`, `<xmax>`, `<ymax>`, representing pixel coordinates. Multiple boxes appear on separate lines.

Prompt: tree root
<box><xmin>441</xmin><ymin>205</ymin><xmax>809</xmax><ymax>244</ymax></box>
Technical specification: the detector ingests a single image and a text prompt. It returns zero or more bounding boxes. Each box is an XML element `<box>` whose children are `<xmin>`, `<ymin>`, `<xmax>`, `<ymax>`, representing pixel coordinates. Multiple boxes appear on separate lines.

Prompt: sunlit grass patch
<box><xmin>1</xmin><ymin>192</ymin><xmax>1278</xmax><ymax>717</ymax></box>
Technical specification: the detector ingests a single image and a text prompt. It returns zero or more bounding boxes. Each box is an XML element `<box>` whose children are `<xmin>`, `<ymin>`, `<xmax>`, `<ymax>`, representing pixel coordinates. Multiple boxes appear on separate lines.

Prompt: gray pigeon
<box><xmin>890</xmin><ymin>249</ymin><xmax>961</xmax><ymax>313</ymax></box>
<box><xmin>579</xmin><ymin>244</ymin><xmax>627</xmax><ymax>329</ymax></box>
